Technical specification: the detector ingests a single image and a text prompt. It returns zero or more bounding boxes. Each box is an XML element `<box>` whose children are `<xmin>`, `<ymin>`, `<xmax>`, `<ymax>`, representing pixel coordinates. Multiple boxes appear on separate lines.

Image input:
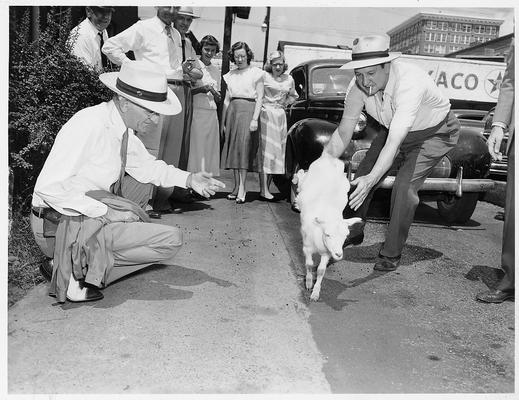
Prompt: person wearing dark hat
<box><xmin>325</xmin><ymin>34</ymin><xmax>460</xmax><ymax>272</ymax></box>
<box><xmin>30</xmin><ymin>60</ymin><xmax>225</xmax><ymax>303</ymax></box>
<box><xmin>102</xmin><ymin>7</ymin><xmax>203</xmax><ymax>212</ymax></box>
<box><xmin>68</xmin><ymin>6</ymin><xmax>114</xmax><ymax>71</ymax></box>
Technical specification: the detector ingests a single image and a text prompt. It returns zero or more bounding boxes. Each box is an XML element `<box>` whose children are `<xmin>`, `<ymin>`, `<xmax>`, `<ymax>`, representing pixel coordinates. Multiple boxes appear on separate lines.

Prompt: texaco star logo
<box><xmin>484</xmin><ymin>70</ymin><xmax>504</xmax><ymax>99</ymax></box>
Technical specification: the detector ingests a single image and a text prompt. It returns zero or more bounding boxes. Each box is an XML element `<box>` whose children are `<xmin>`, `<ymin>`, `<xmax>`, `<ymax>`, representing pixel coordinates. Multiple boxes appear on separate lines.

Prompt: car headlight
<box><xmin>354</xmin><ymin>112</ymin><xmax>367</xmax><ymax>133</ymax></box>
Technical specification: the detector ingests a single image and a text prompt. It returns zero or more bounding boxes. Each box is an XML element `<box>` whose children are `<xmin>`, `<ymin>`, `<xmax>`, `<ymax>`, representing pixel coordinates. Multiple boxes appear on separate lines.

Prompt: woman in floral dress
<box><xmin>258</xmin><ymin>51</ymin><xmax>297</xmax><ymax>200</ymax></box>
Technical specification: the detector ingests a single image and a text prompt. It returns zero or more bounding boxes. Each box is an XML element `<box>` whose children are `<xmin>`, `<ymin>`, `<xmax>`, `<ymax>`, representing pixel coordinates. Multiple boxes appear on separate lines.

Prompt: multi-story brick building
<box><xmin>387</xmin><ymin>13</ymin><xmax>503</xmax><ymax>57</ymax></box>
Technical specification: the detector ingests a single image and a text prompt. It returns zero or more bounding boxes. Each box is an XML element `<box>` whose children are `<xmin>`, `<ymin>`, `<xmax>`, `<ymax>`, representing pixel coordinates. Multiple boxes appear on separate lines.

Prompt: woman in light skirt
<box><xmin>258</xmin><ymin>50</ymin><xmax>297</xmax><ymax>200</ymax></box>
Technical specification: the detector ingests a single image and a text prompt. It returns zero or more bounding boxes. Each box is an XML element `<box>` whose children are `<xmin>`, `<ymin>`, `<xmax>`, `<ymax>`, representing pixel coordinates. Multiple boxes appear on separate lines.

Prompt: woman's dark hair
<box><xmin>200</xmin><ymin>35</ymin><xmax>220</xmax><ymax>54</ymax></box>
<box><xmin>228</xmin><ymin>41</ymin><xmax>254</xmax><ymax>65</ymax></box>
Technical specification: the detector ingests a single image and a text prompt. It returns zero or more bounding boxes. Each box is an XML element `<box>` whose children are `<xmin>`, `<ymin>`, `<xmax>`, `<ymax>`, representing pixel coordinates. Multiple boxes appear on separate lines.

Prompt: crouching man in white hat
<box><xmin>30</xmin><ymin>60</ymin><xmax>225</xmax><ymax>303</ymax></box>
<box><xmin>325</xmin><ymin>34</ymin><xmax>460</xmax><ymax>272</ymax></box>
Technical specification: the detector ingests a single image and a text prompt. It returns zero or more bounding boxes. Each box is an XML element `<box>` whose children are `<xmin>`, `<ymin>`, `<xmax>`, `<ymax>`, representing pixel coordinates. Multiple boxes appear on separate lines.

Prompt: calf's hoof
<box><xmin>305</xmin><ymin>273</ymin><xmax>314</xmax><ymax>290</ymax></box>
<box><xmin>310</xmin><ymin>291</ymin><xmax>320</xmax><ymax>301</ymax></box>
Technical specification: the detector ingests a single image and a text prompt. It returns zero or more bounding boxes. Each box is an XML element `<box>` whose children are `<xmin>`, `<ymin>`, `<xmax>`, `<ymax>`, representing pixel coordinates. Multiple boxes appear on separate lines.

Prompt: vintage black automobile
<box><xmin>284</xmin><ymin>59</ymin><xmax>496</xmax><ymax>224</ymax></box>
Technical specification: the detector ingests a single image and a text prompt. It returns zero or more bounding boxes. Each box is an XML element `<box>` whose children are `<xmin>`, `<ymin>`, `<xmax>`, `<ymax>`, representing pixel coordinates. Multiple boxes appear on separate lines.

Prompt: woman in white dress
<box><xmin>258</xmin><ymin>51</ymin><xmax>297</xmax><ymax>200</ymax></box>
<box><xmin>220</xmin><ymin>41</ymin><xmax>264</xmax><ymax>204</ymax></box>
<box><xmin>188</xmin><ymin>35</ymin><xmax>222</xmax><ymax>177</ymax></box>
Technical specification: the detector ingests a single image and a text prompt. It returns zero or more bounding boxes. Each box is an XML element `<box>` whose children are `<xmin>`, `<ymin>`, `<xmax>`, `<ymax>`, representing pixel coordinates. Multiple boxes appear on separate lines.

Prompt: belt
<box><xmin>167</xmin><ymin>79</ymin><xmax>185</xmax><ymax>86</ymax></box>
<box><xmin>231</xmin><ymin>97</ymin><xmax>255</xmax><ymax>102</ymax></box>
<box><xmin>32</xmin><ymin>206</ymin><xmax>50</xmax><ymax>218</ymax></box>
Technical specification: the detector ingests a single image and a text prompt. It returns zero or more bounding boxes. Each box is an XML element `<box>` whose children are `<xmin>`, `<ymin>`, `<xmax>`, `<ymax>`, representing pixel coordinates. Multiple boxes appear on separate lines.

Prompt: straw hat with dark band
<box><xmin>99</xmin><ymin>61</ymin><xmax>181</xmax><ymax>115</ymax></box>
<box><xmin>341</xmin><ymin>35</ymin><xmax>401</xmax><ymax>70</ymax></box>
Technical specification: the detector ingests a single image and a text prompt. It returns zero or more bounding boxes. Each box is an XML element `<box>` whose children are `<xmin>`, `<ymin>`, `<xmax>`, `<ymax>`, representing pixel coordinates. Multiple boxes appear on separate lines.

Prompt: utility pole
<box><xmin>262</xmin><ymin>6</ymin><xmax>271</xmax><ymax>66</ymax></box>
<box><xmin>219</xmin><ymin>7</ymin><xmax>234</xmax><ymax>125</ymax></box>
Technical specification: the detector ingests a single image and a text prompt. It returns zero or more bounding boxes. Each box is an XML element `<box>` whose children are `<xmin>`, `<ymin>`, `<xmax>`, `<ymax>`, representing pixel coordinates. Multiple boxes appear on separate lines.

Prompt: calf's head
<box><xmin>315</xmin><ymin>217</ymin><xmax>364</xmax><ymax>260</ymax></box>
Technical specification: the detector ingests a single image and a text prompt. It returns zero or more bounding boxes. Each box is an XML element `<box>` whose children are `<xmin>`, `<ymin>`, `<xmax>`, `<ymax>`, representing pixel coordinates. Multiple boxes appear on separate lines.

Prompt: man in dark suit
<box><xmin>477</xmin><ymin>41</ymin><xmax>515</xmax><ymax>303</ymax></box>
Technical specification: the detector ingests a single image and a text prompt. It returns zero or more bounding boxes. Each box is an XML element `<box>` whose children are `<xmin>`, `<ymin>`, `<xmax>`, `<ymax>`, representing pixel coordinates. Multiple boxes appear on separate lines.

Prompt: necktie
<box><xmin>112</xmin><ymin>129</ymin><xmax>129</xmax><ymax>197</ymax></box>
<box><xmin>98</xmin><ymin>32</ymin><xmax>108</xmax><ymax>69</ymax></box>
<box><xmin>181</xmin><ymin>38</ymin><xmax>186</xmax><ymax>62</ymax></box>
<box><xmin>164</xmin><ymin>25</ymin><xmax>178</xmax><ymax>68</ymax></box>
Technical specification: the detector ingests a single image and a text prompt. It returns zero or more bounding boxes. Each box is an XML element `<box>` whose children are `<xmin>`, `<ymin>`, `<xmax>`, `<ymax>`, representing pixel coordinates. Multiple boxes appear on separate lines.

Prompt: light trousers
<box><xmin>31</xmin><ymin>211</ymin><xmax>182</xmax><ymax>286</ymax></box>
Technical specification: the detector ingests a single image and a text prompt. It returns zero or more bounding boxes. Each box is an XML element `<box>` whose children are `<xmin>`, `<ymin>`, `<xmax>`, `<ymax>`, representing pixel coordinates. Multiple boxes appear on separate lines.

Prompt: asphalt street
<box><xmin>8</xmin><ymin>171</ymin><xmax>514</xmax><ymax>394</ymax></box>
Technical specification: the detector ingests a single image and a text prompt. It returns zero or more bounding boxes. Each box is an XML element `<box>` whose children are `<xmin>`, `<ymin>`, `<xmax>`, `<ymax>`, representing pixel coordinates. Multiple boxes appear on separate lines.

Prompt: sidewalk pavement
<box><xmin>8</xmin><ymin>170</ymin><xmax>331</xmax><ymax>393</ymax></box>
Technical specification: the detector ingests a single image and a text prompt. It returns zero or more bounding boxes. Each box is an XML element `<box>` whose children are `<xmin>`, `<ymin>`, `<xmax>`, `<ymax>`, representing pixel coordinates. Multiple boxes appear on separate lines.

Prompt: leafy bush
<box><xmin>9</xmin><ymin>7</ymin><xmax>114</xmax><ymax>212</ymax></box>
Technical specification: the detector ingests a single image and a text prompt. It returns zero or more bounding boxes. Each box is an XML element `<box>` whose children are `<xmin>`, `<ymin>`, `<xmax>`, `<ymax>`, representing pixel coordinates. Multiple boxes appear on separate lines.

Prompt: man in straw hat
<box><xmin>103</xmin><ymin>7</ymin><xmax>203</xmax><ymax>213</ymax></box>
<box><xmin>30</xmin><ymin>60</ymin><xmax>224</xmax><ymax>303</ymax></box>
<box><xmin>325</xmin><ymin>34</ymin><xmax>460</xmax><ymax>272</ymax></box>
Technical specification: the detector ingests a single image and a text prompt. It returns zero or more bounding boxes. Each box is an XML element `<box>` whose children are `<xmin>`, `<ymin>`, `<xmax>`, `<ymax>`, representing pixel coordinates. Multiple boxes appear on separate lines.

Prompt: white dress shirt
<box><xmin>343</xmin><ymin>59</ymin><xmax>451</xmax><ymax>136</ymax></box>
<box><xmin>68</xmin><ymin>18</ymin><xmax>108</xmax><ymax>71</ymax></box>
<box><xmin>32</xmin><ymin>101</ymin><xmax>190</xmax><ymax>218</ymax></box>
<box><xmin>102</xmin><ymin>16</ymin><xmax>184</xmax><ymax>80</ymax></box>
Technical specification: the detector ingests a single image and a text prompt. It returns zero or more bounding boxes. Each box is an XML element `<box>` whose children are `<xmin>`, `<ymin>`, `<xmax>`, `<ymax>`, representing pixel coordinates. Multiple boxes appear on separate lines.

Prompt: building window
<box><xmin>453</xmin><ymin>23</ymin><xmax>461</xmax><ymax>32</ymax></box>
<box><xmin>474</xmin><ymin>25</ymin><xmax>484</xmax><ymax>34</ymax></box>
<box><xmin>425</xmin><ymin>32</ymin><xmax>434</xmax><ymax>41</ymax></box>
<box><xmin>424</xmin><ymin>44</ymin><xmax>434</xmax><ymax>53</ymax></box>
<box><xmin>449</xmin><ymin>34</ymin><xmax>456</xmax><ymax>43</ymax></box>
<box><xmin>462</xmin><ymin>24</ymin><xmax>472</xmax><ymax>33</ymax></box>
<box><xmin>425</xmin><ymin>20</ymin><xmax>438</xmax><ymax>29</ymax></box>
<box><xmin>438</xmin><ymin>21</ymin><xmax>449</xmax><ymax>31</ymax></box>
<box><xmin>435</xmin><ymin>44</ymin><xmax>446</xmax><ymax>54</ymax></box>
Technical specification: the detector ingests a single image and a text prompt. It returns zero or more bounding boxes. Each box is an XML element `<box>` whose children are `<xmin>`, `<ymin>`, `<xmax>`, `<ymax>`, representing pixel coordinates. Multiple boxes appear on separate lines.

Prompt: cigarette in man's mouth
<box><xmin>369</xmin><ymin>87</ymin><xmax>372</xmax><ymax>96</ymax></box>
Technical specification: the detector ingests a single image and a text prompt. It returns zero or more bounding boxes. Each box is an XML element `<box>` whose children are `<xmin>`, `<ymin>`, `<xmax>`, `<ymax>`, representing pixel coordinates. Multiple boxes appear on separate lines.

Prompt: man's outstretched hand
<box><xmin>349</xmin><ymin>174</ymin><xmax>377</xmax><ymax>211</ymax></box>
<box><xmin>187</xmin><ymin>172</ymin><xmax>226</xmax><ymax>198</ymax></box>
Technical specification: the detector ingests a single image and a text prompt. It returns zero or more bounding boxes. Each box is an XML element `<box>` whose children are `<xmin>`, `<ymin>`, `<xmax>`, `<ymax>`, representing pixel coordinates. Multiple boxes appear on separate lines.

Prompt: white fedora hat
<box><xmin>341</xmin><ymin>35</ymin><xmax>401</xmax><ymax>70</ymax></box>
<box><xmin>177</xmin><ymin>6</ymin><xmax>199</xmax><ymax>18</ymax></box>
<box><xmin>99</xmin><ymin>60</ymin><xmax>181</xmax><ymax>115</ymax></box>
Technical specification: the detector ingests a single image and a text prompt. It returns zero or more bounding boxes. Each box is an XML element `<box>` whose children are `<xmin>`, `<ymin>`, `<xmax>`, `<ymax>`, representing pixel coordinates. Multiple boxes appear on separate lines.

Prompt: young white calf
<box><xmin>294</xmin><ymin>152</ymin><xmax>363</xmax><ymax>301</ymax></box>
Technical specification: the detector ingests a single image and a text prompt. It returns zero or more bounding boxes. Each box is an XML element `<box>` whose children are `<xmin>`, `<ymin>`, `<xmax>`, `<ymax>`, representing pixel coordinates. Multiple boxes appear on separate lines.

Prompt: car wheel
<box><xmin>437</xmin><ymin>192</ymin><xmax>479</xmax><ymax>224</ymax></box>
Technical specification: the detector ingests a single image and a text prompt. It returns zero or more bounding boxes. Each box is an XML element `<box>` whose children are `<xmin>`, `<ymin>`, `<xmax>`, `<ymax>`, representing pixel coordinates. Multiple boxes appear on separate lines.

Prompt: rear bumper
<box><xmin>377</xmin><ymin>176</ymin><xmax>495</xmax><ymax>193</ymax></box>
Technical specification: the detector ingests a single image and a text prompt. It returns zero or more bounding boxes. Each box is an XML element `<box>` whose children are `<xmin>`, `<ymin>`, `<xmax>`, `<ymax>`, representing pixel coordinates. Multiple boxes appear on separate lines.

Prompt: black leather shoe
<box><xmin>476</xmin><ymin>289</ymin><xmax>514</xmax><ymax>303</ymax></box>
<box><xmin>66</xmin><ymin>286</ymin><xmax>104</xmax><ymax>303</ymax></box>
<box><xmin>39</xmin><ymin>258</ymin><xmax>53</xmax><ymax>281</ymax></box>
<box><xmin>373</xmin><ymin>254</ymin><xmax>401</xmax><ymax>271</ymax></box>
<box><xmin>170</xmin><ymin>187</ymin><xmax>195</xmax><ymax>204</ymax></box>
<box><xmin>146</xmin><ymin>210</ymin><xmax>162</xmax><ymax>219</ymax></box>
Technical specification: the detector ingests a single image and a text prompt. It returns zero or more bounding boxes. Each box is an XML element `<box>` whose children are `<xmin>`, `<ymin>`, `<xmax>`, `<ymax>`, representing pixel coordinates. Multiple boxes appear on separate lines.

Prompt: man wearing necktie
<box><xmin>30</xmin><ymin>61</ymin><xmax>224</xmax><ymax>303</ymax></box>
<box><xmin>68</xmin><ymin>6</ymin><xmax>114</xmax><ymax>71</ymax></box>
<box><xmin>103</xmin><ymin>7</ymin><xmax>203</xmax><ymax>214</ymax></box>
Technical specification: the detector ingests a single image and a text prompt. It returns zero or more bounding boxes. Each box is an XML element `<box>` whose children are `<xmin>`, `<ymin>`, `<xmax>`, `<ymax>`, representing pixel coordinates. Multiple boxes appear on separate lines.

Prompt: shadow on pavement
<box><xmin>343</xmin><ymin>242</ymin><xmax>443</xmax><ymax>266</ymax></box>
<box><xmin>59</xmin><ymin>264</ymin><xmax>236</xmax><ymax>309</ymax></box>
<box><xmin>465</xmin><ymin>265</ymin><xmax>505</xmax><ymax>289</ymax></box>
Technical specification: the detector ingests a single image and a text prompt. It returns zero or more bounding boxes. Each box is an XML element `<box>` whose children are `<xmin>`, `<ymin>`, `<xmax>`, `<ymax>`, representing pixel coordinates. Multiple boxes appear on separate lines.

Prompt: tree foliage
<box><xmin>9</xmin><ymin>7</ymin><xmax>114</xmax><ymax>211</ymax></box>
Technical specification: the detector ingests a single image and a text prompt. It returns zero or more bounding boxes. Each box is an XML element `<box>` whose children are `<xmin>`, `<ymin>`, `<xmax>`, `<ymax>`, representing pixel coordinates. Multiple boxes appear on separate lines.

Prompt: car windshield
<box><xmin>311</xmin><ymin>66</ymin><xmax>354</xmax><ymax>96</ymax></box>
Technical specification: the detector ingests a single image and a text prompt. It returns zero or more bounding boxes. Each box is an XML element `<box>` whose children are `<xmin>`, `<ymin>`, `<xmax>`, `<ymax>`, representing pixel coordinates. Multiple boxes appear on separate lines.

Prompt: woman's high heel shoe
<box><xmin>227</xmin><ymin>193</ymin><xmax>237</xmax><ymax>200</ymax></box>
<box><xmin>236</xmin><ymin>193</ymin><xmax>246</xmax><ymax>204</ymax></box>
